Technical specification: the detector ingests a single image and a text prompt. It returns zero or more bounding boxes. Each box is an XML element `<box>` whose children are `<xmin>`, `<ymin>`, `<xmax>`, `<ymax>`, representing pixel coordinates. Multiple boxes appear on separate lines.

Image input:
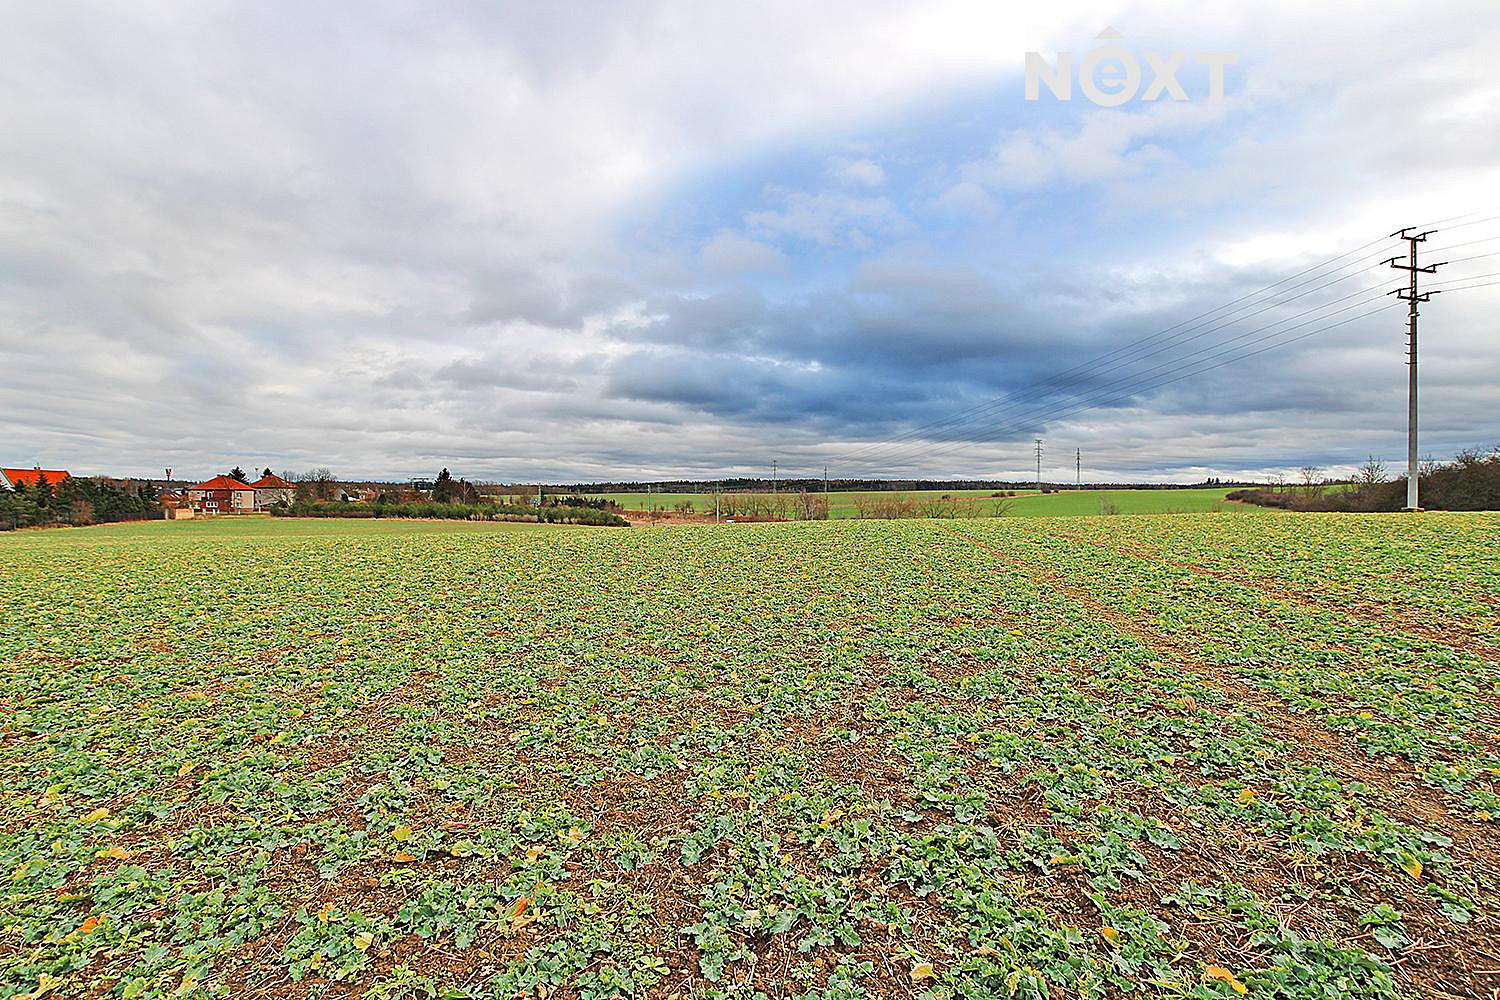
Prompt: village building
<box><xmin>184</xmin><ymin>475</ymin><xmax>256</xmax><ymax>514</ymax></box>
<box><xmin>1</xmin><ymin>466</ymin><xmax>71</xmax><ymax>491</ymax></box>
<box><xmin>249</xmin><ymin>472</ymin><xmax>294</xmax><ymax>507</ymax></box>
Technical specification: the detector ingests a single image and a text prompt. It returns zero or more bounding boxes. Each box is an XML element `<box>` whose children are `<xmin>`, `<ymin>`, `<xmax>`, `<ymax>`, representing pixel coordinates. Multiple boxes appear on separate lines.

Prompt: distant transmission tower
<box><xmin>1076</xmin><ymin>448</ymin><xmax>1081</xmax><ymax>488</ymax></box>
<box><xmin>1034</xmin><ymin>439</ymin><xmax>1043</xmax><ymax>491</ymax></box>
<box><xmin>1386</xmin><ymin>229</ymin><xmax>1445</xmax><ymax>510</ymax></box>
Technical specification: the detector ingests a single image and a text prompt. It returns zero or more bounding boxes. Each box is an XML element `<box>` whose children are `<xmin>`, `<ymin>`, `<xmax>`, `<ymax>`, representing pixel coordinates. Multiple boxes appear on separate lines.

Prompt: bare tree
<box><xmin>795</xmin><ymin>490</ymin><xmax>828</xmax><ymax>520</ymax></box>
<box><xmin>1299</xmin><ymin>466</ymin><xmax>1324</xmax><ymax>497</ymax></box>
<box><xmin>295</xmin><ymin>468</ymin><xmax>339</xmax><ymax>502</ymax></box>
<box><xmin>1356</xmin><ymin>455</ymin><xmax>1386</xmax><ymax>489</ymax></box>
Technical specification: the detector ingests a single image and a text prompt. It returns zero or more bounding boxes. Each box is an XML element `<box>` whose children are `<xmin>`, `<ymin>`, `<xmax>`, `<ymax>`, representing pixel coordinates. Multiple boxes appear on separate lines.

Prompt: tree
<box><xmin>1356</xmin><ymin>455</ymin><xmax>1386</xmax><ymax>489</ymax></box>
<box><xmin>795</xmin><ymin>490</ymin><xmax>829</xmax><ymax>520</ymax></box>
<box><xmin>0</xmin><ymin>490</ymin><xmax>42</xmax><ymax>530</ymax></box>
<box><xmin>262</xmin><ymin>468</ymin><xmax>273</xmax><ymax>479</ymax></box>
<box><xmin>229</xmin><ymin>466</ymin><xmax>248</xmax><ymax>482</ymax></box>
<box><xmin>295</xmin><ymin>469</ymin><xmax>338</xmax><ymax>502</ymax></box>
<box><xmin>432</xmin><ymin>469</ymin><xmax>478</xmax><ymax>504</ymax></box>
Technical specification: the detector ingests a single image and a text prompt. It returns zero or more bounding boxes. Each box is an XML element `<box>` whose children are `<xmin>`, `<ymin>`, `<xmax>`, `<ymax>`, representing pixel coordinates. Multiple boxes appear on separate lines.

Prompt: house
<box><xmin>248</xmin><ymin>472</ymin><xmax>294</xmax><ymax>508</ymax></box>
<box><xmin>185</xmin><ymin>475</ymin><xmax>256</xmax><ymax>514</ymax></box>
<box><xmin>1</xmin><ymin>466</ymin><xmax>71</xmax><ymax>491</ymax></box>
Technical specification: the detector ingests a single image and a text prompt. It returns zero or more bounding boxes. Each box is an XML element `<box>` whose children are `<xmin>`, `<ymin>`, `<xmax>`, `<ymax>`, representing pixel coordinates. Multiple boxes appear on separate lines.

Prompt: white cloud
<box><xmin>745</xmin><ymin>189</ymin><xmax>909</xmax><ymax>247</ymax></box>
<box><xmin>698</xmin><ymin>231</ymin><xmax>788</xmax><ymax>275</ymax></box>
<box><xmin>832</xmin><ymin>157</ymin><xmax>887</xmax><ymax>188</ymax></box>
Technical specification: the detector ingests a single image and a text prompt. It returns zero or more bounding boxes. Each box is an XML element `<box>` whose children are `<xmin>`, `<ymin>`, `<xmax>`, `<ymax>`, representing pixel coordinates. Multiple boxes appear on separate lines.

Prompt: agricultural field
<box><xmin>587</xmin><ymin>487</ymin><xmax>1252</xmax><ymax>519</ymax></box>
<box><xmin>1</xmin><ymin>513</ymin><xmax>1498</xmax><ymax>1000</ymax></box>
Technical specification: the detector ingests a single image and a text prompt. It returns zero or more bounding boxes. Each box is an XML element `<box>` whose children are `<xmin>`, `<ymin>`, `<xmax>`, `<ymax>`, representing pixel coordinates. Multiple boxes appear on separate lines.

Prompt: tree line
<box><xmin>1229</xmin><ymin>447</ymin><xmax>1500</xmax><ymax>512</ymax></box>
<box><xmin>1</xmin><ymin>475</ymin><xmax>158</xmax><ymax>530</ymax></box>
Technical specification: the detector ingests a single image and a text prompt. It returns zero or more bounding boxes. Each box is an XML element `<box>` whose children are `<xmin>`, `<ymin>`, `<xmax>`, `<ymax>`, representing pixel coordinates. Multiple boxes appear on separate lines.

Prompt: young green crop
<box><xmin>0</xmin><ymin>513</ymin><xmax>1494</xmax><ymax>999</ymax></box>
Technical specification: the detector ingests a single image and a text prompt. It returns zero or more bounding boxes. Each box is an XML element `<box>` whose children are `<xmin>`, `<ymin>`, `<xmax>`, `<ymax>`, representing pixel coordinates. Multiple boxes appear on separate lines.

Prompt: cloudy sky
<box><xmin>2</xmin><ymin>1</ymin><xmax>1497</xmax><ymax>484</ymax></box>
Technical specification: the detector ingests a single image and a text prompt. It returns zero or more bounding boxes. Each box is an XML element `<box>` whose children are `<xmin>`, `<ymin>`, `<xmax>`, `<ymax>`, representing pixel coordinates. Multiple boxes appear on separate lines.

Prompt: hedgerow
<box><xmin>271</xmin><ymin>499</ymin><xmax>628</xmax><ymax>526</ymax></box>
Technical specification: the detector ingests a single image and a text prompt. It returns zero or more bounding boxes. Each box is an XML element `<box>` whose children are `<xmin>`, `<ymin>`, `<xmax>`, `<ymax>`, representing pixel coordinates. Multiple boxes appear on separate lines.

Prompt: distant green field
<box><xmin>587</xmin><ymin>486</ymin><xmax>1262</xmax><ymax>518</ymax></box>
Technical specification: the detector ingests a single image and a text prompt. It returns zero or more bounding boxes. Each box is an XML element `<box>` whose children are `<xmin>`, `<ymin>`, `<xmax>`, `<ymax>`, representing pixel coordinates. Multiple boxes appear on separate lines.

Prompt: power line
<box><xmin>825</xmin><ymin>210</ymin><xmax>1491</xmax><ymax>472</ymax></box>
<box><xmin>910</xmin><ymin>301</ymin><xmax>1393</xmax><ymax>475</ymax></box>
<box><xmin>1421</xmin><ymin>278</ymin><xmax>1500</xmax><ymax>293</ymax></box>
<box><xmin>758</xmin><ymin>218</ymin><xmax>1497</xmax><ymax>483</ymax></box>
<box><xmin>1428</xmin><ymin>269</ymin><xmax>1500</xmax><ymax>286</ymax></box>
<box><xmin>830</xmin><ymin>223</ymin><xmax>1499</xmax><ymax>479</ymax></box>
<box><xmin>829</xmin><ymin>250</ymin><xmax>1397</xmax><ymax>474</ymax></box>
<box><xmin>828</xmin><ymin>234</ymin><xmax>1397</xmax><ymax>467</ymax></box>
<box><xmin>903</xmin><ymin>301</ymin><xmax>1394</xmax><ymax>477</ymax></box>
<box><xmin>854</xmin><ymin>275</ymin><xmax>1403</xmax><ymax>475</ymax></box>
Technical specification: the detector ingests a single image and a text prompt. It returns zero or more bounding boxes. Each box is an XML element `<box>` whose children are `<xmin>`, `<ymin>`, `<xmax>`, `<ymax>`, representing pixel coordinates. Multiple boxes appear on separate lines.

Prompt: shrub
<box><xmin>273</xmin><ymin>500</ymin><xmax>627</xmax><ymax>526</ymax></box>
<box><xmin>1229</xmin><ymin>448</ymin><xmax>1500</xmax><ymax>512</ymax></box>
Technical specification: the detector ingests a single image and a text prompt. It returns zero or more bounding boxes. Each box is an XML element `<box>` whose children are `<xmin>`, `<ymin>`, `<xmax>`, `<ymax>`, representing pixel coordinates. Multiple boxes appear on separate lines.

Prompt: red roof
<box><xmin>187</xmin><ymin>475</ymin><xmax>255</xmax><ymax>492</ymax></box>
<box><xmin>3</xmin><ymin>467</ymin><xmax>70</xmax><ymax>488</ymax></box>
<box><xmin>249</xmin><ymin>473</ymin><xmax>291</xmax><ymax>488</ymax></box>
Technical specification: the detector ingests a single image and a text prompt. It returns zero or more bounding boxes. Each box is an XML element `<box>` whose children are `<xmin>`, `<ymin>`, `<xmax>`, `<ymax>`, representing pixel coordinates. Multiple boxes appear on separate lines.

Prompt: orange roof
<box><xmin>249</xmin><ymin>473</ymin><xmax>292</xmax><ymax>488</ymax></box>
<box><xmin>3</xmin><ymin>467</ymin><xmax>70</xmax><ymax>488</ymax></box>
<box><xmin>187</xmin><ymin>475</ymin><xmax>255</xmax><ymax>492</ymax></box>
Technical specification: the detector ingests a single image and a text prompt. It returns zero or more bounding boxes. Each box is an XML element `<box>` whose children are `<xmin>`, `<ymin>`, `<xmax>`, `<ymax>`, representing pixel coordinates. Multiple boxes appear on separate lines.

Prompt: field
<box><xmin>585</xmin><ymin>487</ymin><xmax>1252</xmax><ymax>519</ymax></box>
<box><xmin>2</xmin><ymin>514</ymin><xmax>1498</xmax><ymax>1000</ymax></box>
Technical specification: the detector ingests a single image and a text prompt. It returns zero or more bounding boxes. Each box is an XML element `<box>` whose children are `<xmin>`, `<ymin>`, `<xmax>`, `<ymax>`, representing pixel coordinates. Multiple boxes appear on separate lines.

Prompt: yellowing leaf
<box><xmin>95</xmin><ymin>846</ymin><xmax>131</xmax><ymax>860</ymax></box>
<box><xmin>1205</xmin><ymin>966</ymin><xmax>1248</xmax><ymax>994</ymax></box>
<box><xmin>909</xmin><ymin>962</ymin><xmax>935</xmax><ymax>982</ymax></box>
<box><xmin>390</xmin><ymin>825</ymin><xmax>413</xmax><ymax>843</ymax></box>
<box><xmin>81</xmin><ymin>808</ymin><xmax>110</xmax><ymax>823</ymax></box>
<box><xmin>1401</xmin><ymin>855</ymin><xmax>1423</xmax><ymax>880</ymax></box>
<box><xmin>392</xmin><ymin>851</ymin><xmax>418</xmax><ymax>863</ymax></box>
<box><xmin>177</xmin><ymin>760</ymin><xmax>197</xmax><ymax>777</ymax></box>
<box><xmin>10</xmin><ymin>857</ymin><xmax>44</xmax><ymax>882</ymax></box>
<box><xmin>510</xmin><ymin>896</ymin><xmax>531</xmax><ymax>919</ymax></box>
<box><xmin>22</xmin><ymin>973</ymin><xmax>59</xmax><ymax>1000</ymax></box>
<box><xmin>352</xmin><ymin>931</ymin><xmax>375</xmax><ymax>952</ymax></box>
<box><xmin>316</xmin><ymin>902</ymin><xmax>334</xmax><ymax>924</ymax></box>
<box><xmin>1236</xmin><ymin>788</ymin><xmax>1256</xmax><ymax>805</ymax></box>
<box><xmin>78</xmin><ymin>915</ymin><xmax>102</xmax><ymax>934</ymax></box>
